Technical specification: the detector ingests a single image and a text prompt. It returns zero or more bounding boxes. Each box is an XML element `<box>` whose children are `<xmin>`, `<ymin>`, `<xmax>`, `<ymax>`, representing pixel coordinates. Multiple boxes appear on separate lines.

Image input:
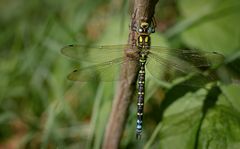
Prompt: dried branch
<box><xmin>102</xmin><ymin>0</ymin><xmax>159</xmax><ymax>148</ymax></box>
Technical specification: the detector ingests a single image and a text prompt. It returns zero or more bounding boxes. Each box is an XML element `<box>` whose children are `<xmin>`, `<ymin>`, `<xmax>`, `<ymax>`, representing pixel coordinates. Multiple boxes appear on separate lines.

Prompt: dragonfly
<box><xmin>61</xmin><ymin>20</ymin><xmax>224</xmax><ymax>139</ymax></box>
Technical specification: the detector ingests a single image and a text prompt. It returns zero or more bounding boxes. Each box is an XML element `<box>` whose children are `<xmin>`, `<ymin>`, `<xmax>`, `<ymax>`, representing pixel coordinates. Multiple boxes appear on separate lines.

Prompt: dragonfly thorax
<box><xmin>137</xmin><ymin>35</ymin><xmax>151</xmax><ymax>49</ymax></box>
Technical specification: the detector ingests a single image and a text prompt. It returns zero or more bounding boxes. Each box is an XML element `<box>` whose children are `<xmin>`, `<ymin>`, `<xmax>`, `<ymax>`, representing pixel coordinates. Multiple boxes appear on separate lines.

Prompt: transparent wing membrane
<box><xmin>150</xmin><ymin>46</ymin><xmax>224</xmax><ymax>68</ymax></box>
<box><xmin>67</xmin><ymin>57</ymin><xmax>139</xmax><ymax>82</ymax></box>
<box><xmin>146</xmin><ymin>47</ymin><xmax>224</xmax><ymax>86</ymax></box>
<box><xmin>62</xmin><ymin>44</ymin><xmax>224</xmax><ymax>85</ymax></box>
<box><xmin>61</xmin><ymin>44</ymin><xmax>130</xmax><ymax>63</ymax></box>
<box><xmin>148</xmin><ymin>51</ymin><xmax>198</xmax><ymax>74</ymax></box>
<box><xmin>67</xmin><ymin>57</ymin><xmax>125</xmax><ymax>82</ymax></box>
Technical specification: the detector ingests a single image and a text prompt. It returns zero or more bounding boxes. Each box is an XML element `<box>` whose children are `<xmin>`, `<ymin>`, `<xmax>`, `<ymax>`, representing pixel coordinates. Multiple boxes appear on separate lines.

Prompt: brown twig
<box><xmin>102</xmin><ymin>0</ymin><xmax>159</xmax><ymax>148</ymax></box>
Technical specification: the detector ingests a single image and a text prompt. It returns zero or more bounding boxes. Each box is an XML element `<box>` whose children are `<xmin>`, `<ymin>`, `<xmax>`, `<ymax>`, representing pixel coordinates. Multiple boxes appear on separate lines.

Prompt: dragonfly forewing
<box><xmin>150</xmin><ymin>46</ymin><xmax>224</xmax><ymax>68</ymax></box>
<box><xmin>61</xmin><ymin>44</ymin><xmax>130</xmax><ymax>63</ymax></box>
<box><xmin>146</xmin><ymin>47</ymin><xmax>224</xmax><ymax>86</ymax></box>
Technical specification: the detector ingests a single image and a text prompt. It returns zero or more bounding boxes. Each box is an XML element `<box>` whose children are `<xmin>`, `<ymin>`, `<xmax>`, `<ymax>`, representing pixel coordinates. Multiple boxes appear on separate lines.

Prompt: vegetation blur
<box><xmin>0</xmin><ymin>0</ymin><xmax>240</xmax><ymax>148</ymax></box>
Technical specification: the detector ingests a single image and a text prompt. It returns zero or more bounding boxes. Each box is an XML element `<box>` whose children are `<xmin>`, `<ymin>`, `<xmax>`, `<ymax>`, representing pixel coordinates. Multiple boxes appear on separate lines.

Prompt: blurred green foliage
<box><xmin>0</xmin><ymin>0</ymin><xmax>240</xmax><ymax>149</ymax></box>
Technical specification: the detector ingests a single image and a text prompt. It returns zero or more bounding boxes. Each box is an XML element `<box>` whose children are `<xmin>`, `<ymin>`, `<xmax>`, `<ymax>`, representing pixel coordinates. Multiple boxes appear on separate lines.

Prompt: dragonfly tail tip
<box><xmin>136</xmin><ymin>133</ymin><xmax>142</xmax><ymax>140</ymax></box>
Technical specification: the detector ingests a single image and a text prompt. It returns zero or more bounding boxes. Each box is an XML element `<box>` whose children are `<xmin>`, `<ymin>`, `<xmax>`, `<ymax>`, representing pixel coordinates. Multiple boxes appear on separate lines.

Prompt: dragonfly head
<box><xmin>140</xmin><ymin>22</ymin><xmax>149</xmax><ymax>29</ymax></box>
<box><xmin>138</xmin><ymin>21</ymin><xmax>155</xmax><ymax>34</ymax></box>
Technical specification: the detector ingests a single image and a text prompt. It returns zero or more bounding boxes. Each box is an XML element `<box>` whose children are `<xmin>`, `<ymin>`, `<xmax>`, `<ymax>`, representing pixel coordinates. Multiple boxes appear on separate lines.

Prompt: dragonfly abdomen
<box><xmin>136</xmin><ymin>55</ymin><xmax>147</xmax><ymax>139</ymax></box>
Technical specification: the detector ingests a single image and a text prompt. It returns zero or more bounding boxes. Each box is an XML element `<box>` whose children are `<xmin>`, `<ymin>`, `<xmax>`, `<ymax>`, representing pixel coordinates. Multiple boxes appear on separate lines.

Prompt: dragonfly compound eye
<box><xmin>138</xmin><ymin>28</ymin><xmax>143</xmax><ymax>33</ymax></box>
<box><xmin>151</xmin><ymin>27</ymin><xmax>155</xmax><ymax>33</ymax></box>
<box><xmin>148</xmin><ymin>27</ymin><xmax>155</xmax><ymax>33</ymax></box>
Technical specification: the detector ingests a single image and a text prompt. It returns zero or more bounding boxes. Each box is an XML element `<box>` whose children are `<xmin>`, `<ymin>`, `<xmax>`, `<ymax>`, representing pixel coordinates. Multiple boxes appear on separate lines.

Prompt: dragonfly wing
<box><xmin>146</xmin><ymin>53</ymin><xmax>195</xmax><ymax>84</ymax></box>
<box><xmin>67</xmin><ymin>57</ymin><xmax>137</xmax><ymax>82</ymax></box>
<box><xmin>147</xmin><ymin>47</ymin><xmax>224</xmax><ymax>86</ymax></box>
<box><xmin>61</xmin><ymin>44</ymin><xmax>131</xmax><ymax>63</ymax></box>
<box><xmin>150</xmin><ymin>46</ymin><xmax>224</xmax><ymax>69</ymax></box>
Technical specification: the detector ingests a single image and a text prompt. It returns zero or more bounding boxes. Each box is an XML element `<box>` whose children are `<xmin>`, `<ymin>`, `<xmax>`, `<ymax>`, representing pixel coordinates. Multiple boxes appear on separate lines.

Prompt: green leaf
<box><xmin>146</xmin><ymin>84</ymin><xmax>240</xmax><ymax>149</ymax></box>
<box><xmin>145</xmin><ymin>88</ymin><xmax>208</xmax><ymax>149</ymax></box>
<box><xmin>197</xmin><ymin>85</ymin><xmax>240</xmax><ymax>149</ymax></box>
<box><xmin>221</xmin><ymin>84</ymin><xmax>240</xmax><ymax>114</ymax></box>
<box><xmin>178</xmin><ymin>0</ymin><xmax>240</xmax><ymax>56</ymax></box>
<box><xmin>197</xmin><ymin>106</ymin><xmax>240</xmax><ymax>149</ymax></box>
